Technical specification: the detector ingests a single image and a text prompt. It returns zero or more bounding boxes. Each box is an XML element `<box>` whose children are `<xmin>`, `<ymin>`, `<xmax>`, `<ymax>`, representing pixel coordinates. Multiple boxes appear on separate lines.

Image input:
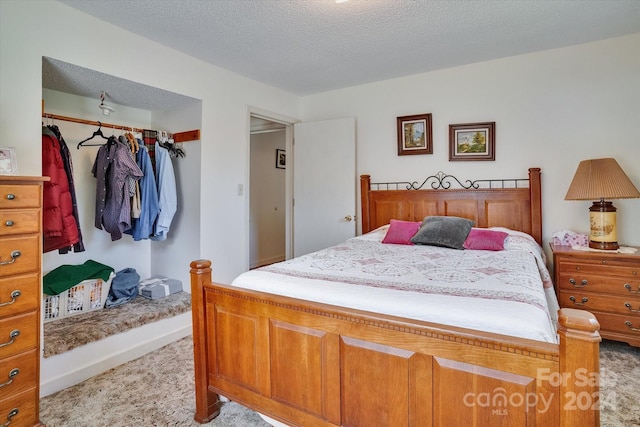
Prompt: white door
<box><xmin>293</xmin><ymin>118</ymin><xmax>356</xmax><ymax>257</ymax></box>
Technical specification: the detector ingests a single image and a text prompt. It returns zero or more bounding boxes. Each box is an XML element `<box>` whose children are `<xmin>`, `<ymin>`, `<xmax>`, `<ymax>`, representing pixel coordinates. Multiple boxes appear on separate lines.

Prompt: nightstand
<box><xmin>550</xmin><ymin>243</ymin><xmax>640</xmax><ymax>347</ymax></box>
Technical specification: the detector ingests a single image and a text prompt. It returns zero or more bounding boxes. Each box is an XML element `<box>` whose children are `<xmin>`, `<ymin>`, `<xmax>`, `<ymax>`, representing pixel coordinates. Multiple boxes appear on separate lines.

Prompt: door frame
<box><xmin>247</xmin><ymin>106</ymin><xmax>298</xmax><ymax>270</ymax></box>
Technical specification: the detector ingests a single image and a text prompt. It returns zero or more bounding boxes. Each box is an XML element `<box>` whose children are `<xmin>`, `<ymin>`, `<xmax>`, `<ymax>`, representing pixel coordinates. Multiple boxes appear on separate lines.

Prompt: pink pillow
<box><xmin>463</xmin><ymin>228</ymin><xmax>508</xmax><ymax>251</ymax></box>
<box><xmin>381</xmin><ymin>220</ymin><xmax>421</xmax><ymax>245</ymax></box>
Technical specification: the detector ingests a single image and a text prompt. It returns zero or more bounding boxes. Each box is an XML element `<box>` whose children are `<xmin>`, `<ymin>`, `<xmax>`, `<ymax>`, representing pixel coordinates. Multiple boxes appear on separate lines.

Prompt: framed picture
<box><xmin>0</xmin><ymin>147</ymin><xmax>18</xmax><ymax>175</ymax></box>
<box><xmin>276</xmin><ymin>148</ymin><xmax>286</xmax><ymax>169</ymax></box>
<box><xmin>449</xmin><ymin>122</ymin><xmax>495</xmax><ymax>161</ymax></box>
<box><xmin>397</xmin><ymin>114</ymin><xmax>433</xmax><ymax>156</ymax></box>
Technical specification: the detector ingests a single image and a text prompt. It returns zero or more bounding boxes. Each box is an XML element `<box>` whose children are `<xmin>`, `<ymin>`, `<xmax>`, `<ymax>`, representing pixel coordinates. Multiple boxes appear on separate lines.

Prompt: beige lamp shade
<box><xmin>565</xmin><ymin>158</ymin><xmax>639</xmax><ymax>250</ymax></box>
<box><xmin>565</xmin><ymin>158</ymin><xmax>640</xmax><ymax>201</ymax></box>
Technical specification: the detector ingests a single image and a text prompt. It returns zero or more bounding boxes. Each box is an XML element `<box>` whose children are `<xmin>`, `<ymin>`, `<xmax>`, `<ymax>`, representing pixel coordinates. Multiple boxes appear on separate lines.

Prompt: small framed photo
<box><xmin>397</xmin><ymin>114</ymin><xmax>433</xmax><ymax>156</ymax></box>
<box><xmin>276</xmin><ymin>148</ymin><xmax>286</xmax><ymax>169</ymax></box>
<box><xmin>449</xmin><ymin>122</ymin><xmax>495</xmax><ymax>161</ymax></box>
<box><xmin>0</xmin><ymin>147</ymin><xmax>18</xmax><ymax>175</ymax></box>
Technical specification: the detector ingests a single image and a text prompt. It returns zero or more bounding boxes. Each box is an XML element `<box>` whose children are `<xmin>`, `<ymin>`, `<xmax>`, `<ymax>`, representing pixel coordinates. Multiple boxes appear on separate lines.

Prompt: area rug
<box><xmin>39</xmin><ymin>336</ymin><xmax>639</xmax><ymax>427</ymax></box>
<box><xmin>43</xmin><ymin>292</ymin><xmax>191</xmax><ymax>357</ymax></box>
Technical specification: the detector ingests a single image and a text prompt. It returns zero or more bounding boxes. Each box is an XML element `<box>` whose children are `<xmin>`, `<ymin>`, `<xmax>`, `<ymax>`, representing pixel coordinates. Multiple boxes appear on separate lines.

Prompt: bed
<box><xmin>190</xmin><ymin>168</ymin><xmax>601</xmax><ymax>427</ymax></box>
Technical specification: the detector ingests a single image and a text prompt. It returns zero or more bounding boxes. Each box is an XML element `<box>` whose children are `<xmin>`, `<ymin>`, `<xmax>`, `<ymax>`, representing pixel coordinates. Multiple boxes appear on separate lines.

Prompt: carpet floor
<box><xmin>40</xmin><ymin>336</ymin><xmax>639</xmax><ymax>427</ymax></box>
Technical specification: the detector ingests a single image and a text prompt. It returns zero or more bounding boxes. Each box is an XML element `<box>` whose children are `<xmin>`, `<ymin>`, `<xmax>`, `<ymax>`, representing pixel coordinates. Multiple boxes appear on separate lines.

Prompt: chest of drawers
<box><xmin>551</xmin><ymin>243</ymin><xmax>640</xmax><ymax>347</ymax></box>
<box><xmin>0</xmin><ymin>176</ymin><xmax>46</xmax><ymax>427</ymax></box>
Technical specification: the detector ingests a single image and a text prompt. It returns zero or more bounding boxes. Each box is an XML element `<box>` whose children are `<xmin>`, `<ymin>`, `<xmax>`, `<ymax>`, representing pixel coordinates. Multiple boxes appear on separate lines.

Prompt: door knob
<box><xmin>344</xmin><ymin>215</ymin><xmax>353</xmax><ymax>222</ymax></box>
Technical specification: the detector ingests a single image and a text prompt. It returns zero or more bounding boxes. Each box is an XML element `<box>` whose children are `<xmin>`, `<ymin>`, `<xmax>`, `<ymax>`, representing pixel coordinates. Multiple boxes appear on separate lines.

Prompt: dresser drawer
<box><xmin>0</xmin><ymin>210</ymin><xmax>40</xmax><ymax>237</ymax></box>
<box><xmin>592</xmin><ymin>311</ymin><xmax>640</xmax><ymax>337</ymax></box>
<box><xmin>0</xmin><ymin>311</ymin><xmax>38</xmax><ymax>359</ymax></box>
<box><xmin>0</xmin><ymin>350</ymin><xmax>37</xmax><ymax>397</ymax></box>
<box><xmin>558</xmin><ymin>290</ymin><xmax>640</xmax><ymax>316</ymax></box>
<box><xmin>557</xmin><ymin>271</ymin><xmax>640</xmax><ymax>296</ymax></box>
<box><xmin>0</xmin><ymin>387</ymin><xmax>38</xmax><ymax>427</ymax></box>
<box><xmin>0</xmin><ymin>235</ymin><xmax>39</xmax><ymax>276</ymax></box>
<box><xmin>0</xmin><ymin>273</ymin><xmax>39</xmax><ymax>319</ymax></box>
<box><xmin>0</xmin><ymin>185</ymin><xmax>41</xmax><ymax>210</ymax></box>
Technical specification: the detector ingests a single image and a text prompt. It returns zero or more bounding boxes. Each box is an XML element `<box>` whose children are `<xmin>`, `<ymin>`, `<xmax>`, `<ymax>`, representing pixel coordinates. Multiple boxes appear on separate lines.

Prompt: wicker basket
<box><xmin>43</xmin><ymin>272</ymin><xmax>115</xmax><ymax>323</ymax></box>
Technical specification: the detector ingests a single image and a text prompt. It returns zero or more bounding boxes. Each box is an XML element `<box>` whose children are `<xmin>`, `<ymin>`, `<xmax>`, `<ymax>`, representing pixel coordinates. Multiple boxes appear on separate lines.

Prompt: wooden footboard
<box><xmin>190</xmin><ymin>260</ymin><xmax>601</xmax><ymax>427</ymax></box>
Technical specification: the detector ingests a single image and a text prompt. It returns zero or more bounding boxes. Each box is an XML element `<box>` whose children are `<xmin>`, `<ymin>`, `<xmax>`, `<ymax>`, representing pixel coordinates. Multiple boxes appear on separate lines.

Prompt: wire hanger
<box><xmin>77</xmin><ymin>121</ymin><xmax>109</xmax><ymax>149</ymax></box>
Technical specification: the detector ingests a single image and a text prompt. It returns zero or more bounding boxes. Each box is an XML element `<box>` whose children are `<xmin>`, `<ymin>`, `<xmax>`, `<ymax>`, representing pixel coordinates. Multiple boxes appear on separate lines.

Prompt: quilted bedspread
<box><xmin>233</xmin><ymin>226</ymin><xmax>559</xmax><ymax>343</ymax></box>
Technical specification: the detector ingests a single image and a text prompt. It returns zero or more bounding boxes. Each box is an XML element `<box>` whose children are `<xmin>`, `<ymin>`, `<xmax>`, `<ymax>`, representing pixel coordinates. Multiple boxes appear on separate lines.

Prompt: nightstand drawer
<box><xmin>593</xmin><ymin>311</ymin><xmax>640</xmax><ymax>337</ymax></box>
<box><xmin>0</xmin><ymin>350</ymin><xmax>38</xmax><ymax>397</ymax></box>
<box><xmin>556</xmin><ymin>258</ymin><xmax>639</xmax><ymax>280</ymax></box>
<box><xmin>0</xmin><ymin>273</ymin><xmax>39</xmax><ymax>318</ymax></box>
<box><xmin>558</xmin><ymin>290</ymin><xmax>640</xmax><ymax>315</ymax></box>
<box><xmin>557</xmin><ymin>272</ymin><xmax>640</xmax><ymax>296</ymax></box>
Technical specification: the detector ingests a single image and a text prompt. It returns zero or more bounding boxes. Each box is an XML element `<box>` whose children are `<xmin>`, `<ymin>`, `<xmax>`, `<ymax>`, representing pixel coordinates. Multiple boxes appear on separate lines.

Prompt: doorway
<box><xmin>249</xmin><ymin>114</ymin><xmax>291</xmax><ymax>268</ymax></box>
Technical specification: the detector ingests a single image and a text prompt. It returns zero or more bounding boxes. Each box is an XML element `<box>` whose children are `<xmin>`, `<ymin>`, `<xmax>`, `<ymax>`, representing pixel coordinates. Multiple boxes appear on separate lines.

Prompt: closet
<box><xmin>40</xmin><ymin>58</ymin><xmax>203</xmax><ymax>396</ymax></box>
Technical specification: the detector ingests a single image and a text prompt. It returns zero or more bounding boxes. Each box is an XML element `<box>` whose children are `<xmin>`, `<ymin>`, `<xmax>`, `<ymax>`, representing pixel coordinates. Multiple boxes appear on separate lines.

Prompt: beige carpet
<box><xmin>40</xmin><ymin>336</ymin><xmax>639</xmax><ymax>427</ymax></box>
<box><xmin>43</xmin><ymin>292</ymin><xmax>192</xmax><ymax>357</ymax></box>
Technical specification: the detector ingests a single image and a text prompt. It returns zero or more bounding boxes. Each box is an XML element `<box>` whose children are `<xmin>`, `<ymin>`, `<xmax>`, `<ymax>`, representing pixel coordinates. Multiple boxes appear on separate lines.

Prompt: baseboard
<box><xmin>40</xmin><ymin>312</ymin><xmax>192</xmax><ymax>397</ymax></box>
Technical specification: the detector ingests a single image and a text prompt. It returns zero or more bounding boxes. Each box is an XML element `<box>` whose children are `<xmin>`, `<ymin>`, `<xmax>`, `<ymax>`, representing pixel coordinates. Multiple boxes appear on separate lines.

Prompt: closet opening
<box><xmin>40</xmin><ymin>56</ymin><xmax>203</xmax><ymax>396</ymax></box>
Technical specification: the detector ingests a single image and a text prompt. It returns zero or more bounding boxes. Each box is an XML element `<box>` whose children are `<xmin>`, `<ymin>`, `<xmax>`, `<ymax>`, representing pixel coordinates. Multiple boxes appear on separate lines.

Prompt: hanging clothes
<box><xmin>46</xmin><ymin>124</ymin><xmax>85</xmax><ymax>253</ymax></box>
<box><xmin>92</xmin><ymin>136</ymin><xmax>143</xmax><ymax>241</ymax></box>
<box><xmin>150</xmin><ymin>141</ymin><xmax>177</xmax><ymax>241</ymax></box>
<box><xmin>42</xmin><ymin>127</ymin><xmax>80</xmax><ymax>252</ymax></box>
<box><xmin>142</xmin><ymin>129</ymin><xmax>157</xmax><ymax>173</ymax></box>
<box><xmin>124</xmin><ymin>143</ymin><xmax>159</xmax><ymax>241</ymax></box>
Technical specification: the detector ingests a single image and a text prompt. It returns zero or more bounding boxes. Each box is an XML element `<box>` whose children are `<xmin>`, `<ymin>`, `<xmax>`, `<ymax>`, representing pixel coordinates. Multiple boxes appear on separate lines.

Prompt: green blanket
<box><xmin>43</xmin><ymin>260</ymin><xmax>114</xmax><ymax>295</ymax></box>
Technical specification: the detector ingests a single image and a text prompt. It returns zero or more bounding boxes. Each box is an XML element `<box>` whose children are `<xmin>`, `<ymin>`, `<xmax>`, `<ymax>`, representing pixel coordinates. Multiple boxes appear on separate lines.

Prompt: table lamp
<box><xmin>565</xmin><ymin>158</ymin><xmax>640</xmax><ymax>250</ymax></box>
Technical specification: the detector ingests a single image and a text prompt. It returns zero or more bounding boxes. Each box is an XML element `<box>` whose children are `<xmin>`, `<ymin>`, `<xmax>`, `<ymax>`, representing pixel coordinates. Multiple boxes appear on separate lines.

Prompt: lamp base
<box><xmin>589</xmin><ymin>240</ymin><xmax>619</xmax><ymax>250</ymax></box>
<box><xmin>588</xmin><ymin>199</ymin><xmax>618</xmax><ymax>250</ymax></box>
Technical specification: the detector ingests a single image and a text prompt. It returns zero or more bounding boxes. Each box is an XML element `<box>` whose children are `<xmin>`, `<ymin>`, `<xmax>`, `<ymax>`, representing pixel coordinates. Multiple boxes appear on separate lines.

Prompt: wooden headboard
<box><xmin>360</xmin><ymin>167</ymin><xmax>542</xmax><ymax>244</ymax></box>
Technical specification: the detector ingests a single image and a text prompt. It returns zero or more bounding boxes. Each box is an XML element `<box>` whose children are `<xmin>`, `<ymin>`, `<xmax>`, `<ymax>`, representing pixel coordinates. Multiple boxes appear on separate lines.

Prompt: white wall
<box><xmin>300</xmin><ymin>34</ymin><xmax>640</xmax><ymax>249</ymax></box>
<box><xmin>250</xmin><ymin>131</ymin><xmax>286</xmax><ymax>268</ymax></box>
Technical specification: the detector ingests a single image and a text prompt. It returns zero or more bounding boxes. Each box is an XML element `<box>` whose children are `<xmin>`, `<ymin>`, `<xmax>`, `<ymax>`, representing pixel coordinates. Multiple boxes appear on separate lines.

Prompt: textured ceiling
<box><xmin>46</xmin><ymin>0</ymin><xmax>640</xmax><ymax>110</ymax></box>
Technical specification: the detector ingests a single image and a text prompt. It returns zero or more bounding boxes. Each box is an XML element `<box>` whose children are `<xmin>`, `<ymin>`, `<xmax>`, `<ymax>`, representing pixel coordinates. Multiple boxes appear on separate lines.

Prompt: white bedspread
<box><xmin>232</xmin><ymin>226</ymin><xmax>559</xmax><ymax>343</ymax></box>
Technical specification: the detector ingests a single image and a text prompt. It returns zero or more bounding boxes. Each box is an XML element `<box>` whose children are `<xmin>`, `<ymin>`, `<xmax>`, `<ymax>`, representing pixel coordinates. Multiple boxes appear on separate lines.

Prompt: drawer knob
<box><xmin>0</xmin><ymin>250</ymin><xmax>20</xmax><ymax>266</ymax></box>
<box><xmin>4</xmin><ymin>220</ymin><xmax>13</xmax><ymax>227</ymax></box>
<box><xmin>0</xmin><ymin>408</ymin><xmax>18</xmax><ymax>427</ymax></box>
<box><xmin>0</xmin><ymin>290</ymin><xmax>21</xmax><ymax>307</ymax></box>
<box><xmin>0</xmin><ymin>330</ymin><xmax>19</xmax><ymax>349</ymax></box>
<box><xmin>5</xmin><ymin>193</ymin><xmax>15</xmax><ymax>200</ymax></box>
<box><xmin>624</xmin><ymin>303</ymin><xmax>640</xmax><ymax>313</ymax></box>
<box><xmin>0</xmin><ymin>368</ymin><xmax>19</xmax><ymax>388</ymax></box>
<box><xmin>625</xmin><ymin>321</ymin><xmax>640</xmax><ymax>332</ymax></box>
<box><xmin>624</xmin><ymin>284</ymin><xmax>640</xmax><ymax>294</ymax></box>
<box><xmin>568</xmin><ymin>278</ymin><xmax>588</xmax><ymax>288</ymax></box>
<box><xmin>569</xmin><ymin>296</ymin><xmax>589</xmax><ymax>306</ymax></box>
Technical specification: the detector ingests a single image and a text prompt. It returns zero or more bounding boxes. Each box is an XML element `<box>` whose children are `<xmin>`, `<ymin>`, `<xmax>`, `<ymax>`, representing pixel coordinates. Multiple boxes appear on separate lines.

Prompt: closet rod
<box><xmin>42</xmin><ymin>112</ymin><xmax>201</xmax><ymax>142</ymax></box>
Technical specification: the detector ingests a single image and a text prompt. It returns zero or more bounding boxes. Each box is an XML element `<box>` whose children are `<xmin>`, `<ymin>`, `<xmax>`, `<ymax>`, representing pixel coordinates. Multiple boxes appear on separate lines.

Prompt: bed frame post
<box><xmin>557</xmin><ymin>308</ymin><xmax>601</xmax><ymax>427</ymax></box>
<box><xmin>528</xmin><ymin>167</ymin><xmax>543</xmax><ymax>245</ymax></box>
<box><xmin>360</xmin><ymin>174</ymin><xmax>371</xmax><ymax>233</ymax></box>
<box><xmin>190</xmin><ymin>259</ymin><xmax>223</xmax><ymax>423</ymax></box>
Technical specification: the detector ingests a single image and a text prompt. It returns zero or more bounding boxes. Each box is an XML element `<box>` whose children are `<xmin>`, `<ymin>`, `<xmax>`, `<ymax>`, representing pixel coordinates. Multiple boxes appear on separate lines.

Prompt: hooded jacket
<box><xmin>42</xmin><ymin>129</ymin><xmax>79</xmax><ymax>252</ymax></box>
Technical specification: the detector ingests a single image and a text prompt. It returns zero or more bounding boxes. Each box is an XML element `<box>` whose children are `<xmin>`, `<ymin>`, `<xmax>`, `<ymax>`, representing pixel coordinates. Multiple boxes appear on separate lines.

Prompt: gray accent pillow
<box><xmin>410</xmin><ymin>216</ymin><xmax>475</xmax><ymax>249</ymax></box>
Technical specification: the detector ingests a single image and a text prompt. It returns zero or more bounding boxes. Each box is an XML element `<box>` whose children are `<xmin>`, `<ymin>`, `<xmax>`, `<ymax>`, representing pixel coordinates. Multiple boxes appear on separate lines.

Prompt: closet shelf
<box><xmin>42</xmin><ymin>112</ymin><xmax>200</xmax><ymax>142</ymax></box>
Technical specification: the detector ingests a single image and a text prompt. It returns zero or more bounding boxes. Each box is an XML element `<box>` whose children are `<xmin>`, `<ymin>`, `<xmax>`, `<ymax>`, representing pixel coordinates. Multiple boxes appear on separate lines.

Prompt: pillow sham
<box><xmin>381</xmin><ymin>219</ymin><xmax>421</xmax><ymax>245</ymax></box>
<box><xmin>410</xmin><ymin>216</ymin><xmax>474</xmax><ymax>249</ymax></box>
<box><xmin>463</xmin><ymin>228</ymin><xmax>509</xmax><ymax>251</ymax></box>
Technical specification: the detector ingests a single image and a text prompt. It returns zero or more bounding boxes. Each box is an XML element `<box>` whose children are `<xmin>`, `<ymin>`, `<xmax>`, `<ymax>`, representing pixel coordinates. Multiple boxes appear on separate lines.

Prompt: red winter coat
<box><xmin>42</xmin><ymin>132</ymin><xmax>79</xmax><ymax>252</ymax></box>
